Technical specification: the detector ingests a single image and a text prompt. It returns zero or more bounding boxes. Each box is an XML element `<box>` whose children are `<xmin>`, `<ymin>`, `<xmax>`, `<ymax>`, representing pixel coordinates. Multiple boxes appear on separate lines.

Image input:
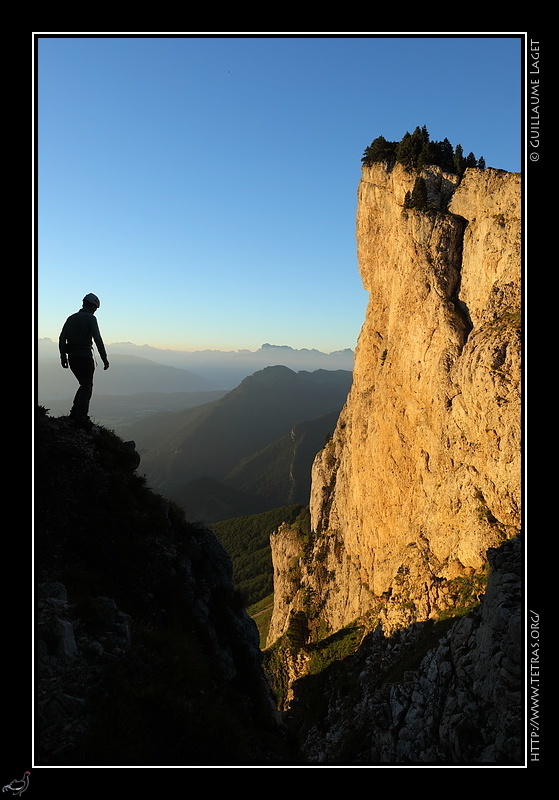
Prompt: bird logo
<box><xmin>2</xmin><ymin>773</ymin><xmax>30</xmax><ymax>796</ymax></box>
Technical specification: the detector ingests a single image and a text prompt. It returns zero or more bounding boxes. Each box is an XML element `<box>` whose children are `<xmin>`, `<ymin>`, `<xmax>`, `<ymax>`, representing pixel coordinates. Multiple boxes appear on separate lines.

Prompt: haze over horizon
<box><xmin>35</xmin><ymin>34</ymin><xmax>522</xmax><ymax>353</ymax></box>
<box><xmin>37</xmin><ymin>336</ymin><xmax>354</xmax><ymax>355</ymax></box>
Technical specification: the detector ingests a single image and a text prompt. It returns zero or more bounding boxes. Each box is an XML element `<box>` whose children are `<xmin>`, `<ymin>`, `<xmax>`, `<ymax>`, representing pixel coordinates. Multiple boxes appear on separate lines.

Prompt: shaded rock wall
<box><xmin>35</xmin><ymin>412</ymin><xmax>292</xmax><ymax>766</ymax></box>
<box><xmin>286</xmin><ymin>536</ymin><xmax>522</xmax><ymax>765</ymax></box>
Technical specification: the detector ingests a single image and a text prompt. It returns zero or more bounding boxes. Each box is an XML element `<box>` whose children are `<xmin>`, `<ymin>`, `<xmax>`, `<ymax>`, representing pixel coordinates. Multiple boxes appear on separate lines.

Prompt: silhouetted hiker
<box><xmin>59</xmin><ymin>293</ymin><xmax>110</xmax><ymax>429</ymax></box>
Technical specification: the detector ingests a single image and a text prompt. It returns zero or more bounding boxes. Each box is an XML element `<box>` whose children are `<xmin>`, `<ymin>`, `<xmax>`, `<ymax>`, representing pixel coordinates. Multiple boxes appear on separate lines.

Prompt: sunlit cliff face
<box><xmin>269</xmin><ymin>164</ymin><xmax>521</xmax><ymax>642</ymax></box>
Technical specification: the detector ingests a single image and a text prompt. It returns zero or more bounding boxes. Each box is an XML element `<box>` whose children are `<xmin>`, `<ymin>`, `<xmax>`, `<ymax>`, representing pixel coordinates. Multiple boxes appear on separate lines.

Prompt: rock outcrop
<box><xmin>268</xmin><ymin>162</ymin><xmax>521</xmax><ymax>642</ymax></box>
<box><xmin>34</xmin><ymin>410</ymin><xmax>294</xmax><ymax>766</ymax></box>
<box><xmin>285</xmin><ymin>535</ymin><xmax>522</xmax><ymax>764</ymax></box>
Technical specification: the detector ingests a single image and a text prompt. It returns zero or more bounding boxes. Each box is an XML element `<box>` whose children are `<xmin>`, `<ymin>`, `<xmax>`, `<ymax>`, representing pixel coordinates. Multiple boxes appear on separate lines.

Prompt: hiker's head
<box><xmin>82</xmin><ymin>293</ymin><xmax>101</xmax><ymax>312</ymax></box>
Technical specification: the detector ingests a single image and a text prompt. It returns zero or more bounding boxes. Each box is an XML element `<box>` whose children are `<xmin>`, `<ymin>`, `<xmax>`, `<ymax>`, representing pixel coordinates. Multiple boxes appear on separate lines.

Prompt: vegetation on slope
<box><xmin>211</xmin><ymin>505</ymin><xmax>308</xmax><ymax>607</ymax></box>
<box><xmin>136</xmin><ymin>366</ymin><xmax>352</xmax><ymax>493</ymax></box>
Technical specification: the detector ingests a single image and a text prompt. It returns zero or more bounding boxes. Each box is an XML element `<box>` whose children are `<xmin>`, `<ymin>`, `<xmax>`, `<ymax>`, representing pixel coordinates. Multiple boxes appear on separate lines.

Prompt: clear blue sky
<box><xmin>35</xmin><ymin>34</ymin><xmax>523</xmax><ymax>352</ymax></box>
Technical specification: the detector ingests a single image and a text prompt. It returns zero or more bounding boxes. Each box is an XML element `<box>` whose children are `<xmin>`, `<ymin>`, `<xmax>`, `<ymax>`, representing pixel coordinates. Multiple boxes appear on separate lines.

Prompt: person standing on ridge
<box><xmin>59</xmin><ymin>293</ymin><xmax>110</xmax><ymax>429</ymax></box>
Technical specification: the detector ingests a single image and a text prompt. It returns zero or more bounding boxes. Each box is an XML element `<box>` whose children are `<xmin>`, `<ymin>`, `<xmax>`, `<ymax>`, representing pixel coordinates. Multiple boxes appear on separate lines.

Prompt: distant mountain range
<box><xmin>37</xmin><ymin>339</ymin><xmax>354</xmax><ymax>391</ymax></box>
<box><xmin>124</xmin><ymin>365</ymin><xmax>353</xmax><ymax>522</ymax></box>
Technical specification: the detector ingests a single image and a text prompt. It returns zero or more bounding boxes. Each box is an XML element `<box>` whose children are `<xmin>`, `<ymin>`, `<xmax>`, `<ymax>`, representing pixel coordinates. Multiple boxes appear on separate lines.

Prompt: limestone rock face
<box><xmin>267</xmin><ymin>523</ymin><xmax>308</xmax><ymax>645</ymax></box>
<box><xmin>269</xmin><ymin>163</ymin><xmax>521</xmax><ymax>641</ymax></box>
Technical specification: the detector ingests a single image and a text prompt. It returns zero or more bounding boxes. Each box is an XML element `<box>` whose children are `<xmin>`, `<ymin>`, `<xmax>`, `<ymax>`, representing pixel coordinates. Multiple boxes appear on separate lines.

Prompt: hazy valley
<box><xmin>123</xmin><ymin>365</ymin><xmax>352</xmax><ymax>523</ymax></box>
<box><xmin>37</xmin><ymin>341</ymin><xmax>353</xmax><ymax>522</ymax></box>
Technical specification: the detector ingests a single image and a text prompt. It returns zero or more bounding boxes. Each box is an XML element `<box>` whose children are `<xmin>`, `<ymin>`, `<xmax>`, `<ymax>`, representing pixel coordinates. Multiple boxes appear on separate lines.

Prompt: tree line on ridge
<box><xmin>361</xmin><ymin>124</ymin><xmax>485</xmax><ymax>175</ymax></box>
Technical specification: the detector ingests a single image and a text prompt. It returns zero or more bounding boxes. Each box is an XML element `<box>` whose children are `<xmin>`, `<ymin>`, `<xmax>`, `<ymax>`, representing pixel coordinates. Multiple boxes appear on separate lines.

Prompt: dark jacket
<box><xmin>59</xmin><ymin>309</ymin><xmax>108</xmax><ymax>362</ymax></box>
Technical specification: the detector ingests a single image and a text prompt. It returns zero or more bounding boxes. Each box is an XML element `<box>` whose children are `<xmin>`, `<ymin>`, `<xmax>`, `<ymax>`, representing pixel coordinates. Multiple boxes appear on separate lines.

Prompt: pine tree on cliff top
<box><xmin>362</xmin><ymin>127</ymin><xmax>485</xmax><ymax>174</ymax></box>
